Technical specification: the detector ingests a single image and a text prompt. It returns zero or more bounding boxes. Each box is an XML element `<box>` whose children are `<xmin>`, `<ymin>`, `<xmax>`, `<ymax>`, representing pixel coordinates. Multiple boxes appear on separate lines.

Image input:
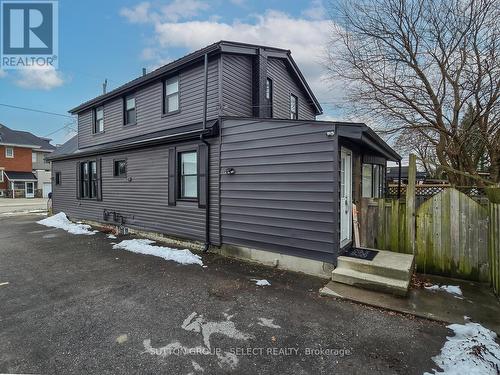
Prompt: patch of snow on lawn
<box><xmin>425</xmin><ymin>322</ymin><xmax>500</xmax><ymax>375</ymax></box>
<box><xmin>251</xmin><ymin>279</ymin><xmax>271</xmax><ymax>286</ymax></box>
<box><xmin>37</xmin><ymin>212</ymin><xmax>96</xmax><ymax>235</ymax></box>
<box><xmin>425</xmin><ymin>284</ymin><xmax>463</xmax><ymax>296</ymax></box>
<box><xmin>112</xmin><ymin>239</ymin><xmax>203</xmax><ymax>266</ymax></box>
<box><xmin>257</xmin><ymin>318</ymin><xmax>281</xmax><ymax>329</ymax></box>
<box><xmin>107</xmin><ymin>234</ymin><xmax>117</xmax><ymax>239</ymax></box>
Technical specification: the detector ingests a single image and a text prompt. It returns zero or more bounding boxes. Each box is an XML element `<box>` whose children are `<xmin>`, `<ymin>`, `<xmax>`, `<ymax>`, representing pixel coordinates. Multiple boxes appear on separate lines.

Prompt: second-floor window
<box><xmin>266</xmin><ymin>78</ymin><xmax>273</xmax><ymax>117</ymax></box>
<box><xmin>94</xmin><ymin>106</ymin><xmax>104</xmax><ymax>133</ymax></box>
<box><xmin>5</xmin><ymin>147</ymin><xmax>14</xmax><ymax>158</ymax></box>
<box><xmin>124</xmin><ymin>96</ymin><xmax>136</xmax><ymax>125</ymax></box>
<box><xmin>290</xmin><ymin>94</ymin><xmax>298</xmax><ymax>120</ymax></box>
<box><xmin>32</xmin><ymin>152</ymin><xmax>37</xmax><ymax>163</ymax></box>
<box><xmin>164</xmin><ymin>76</ymin><xmax>179</xmax><ymax>114</ymax></box>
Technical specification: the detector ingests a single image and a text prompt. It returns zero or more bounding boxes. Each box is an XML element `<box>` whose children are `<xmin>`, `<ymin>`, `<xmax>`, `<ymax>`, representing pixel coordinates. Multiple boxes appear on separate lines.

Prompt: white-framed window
<box><xmin>32</xmin><ymin>152</ymin><xmax>37</xmax><ymax>163</ymax></box>
<box><xmin>94</xmin><ymin>106</ymin><xmax>104</xmax><ymax>133</ymax></box>
<box><xmin>5</xmin><ymin>147</ymin><xmax>14</xmax><ymax>158</ymax></box>
<box><xmin>164</xmin><ymin>76</ymin><xmax>179</xmax><ymax>114</ymax></box>
<box><xmin>362</xmin><ymin>163</ymin><xmax>385</xmax><ymax>198</ymax></box>
<box><xmin>178</xmin><ymin>151</ymin><xmax>198</xmax><ymax>199</ymax></box>
<box><xmin>124</xmin><ymin>96</ymin><xmax>136</xmax><ymax>125</ymax></box>
<box><xmin>290</xmin><ymin>94</ymin><xmax>298</xmax><ymax>120</ymax></box>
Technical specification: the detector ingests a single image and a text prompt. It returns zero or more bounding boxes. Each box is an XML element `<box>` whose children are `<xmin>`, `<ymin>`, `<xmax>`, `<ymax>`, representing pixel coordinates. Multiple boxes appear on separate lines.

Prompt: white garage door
<box><xmin>43</xmin><ymin>182</ymin><xmax>52</xmax><ymax>198</ymax></box>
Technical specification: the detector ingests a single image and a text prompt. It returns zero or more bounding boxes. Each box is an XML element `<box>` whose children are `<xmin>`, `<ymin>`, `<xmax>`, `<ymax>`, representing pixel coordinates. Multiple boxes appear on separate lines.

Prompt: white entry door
<box><xmin>340</xmin><ymin>148</ymin><xmax>352</xmax><ymax>245</ymax></box>
<box><xmin>25</xmin><ymin>182</ymin><xmax>34</xmax><ymax>198</ymax></box>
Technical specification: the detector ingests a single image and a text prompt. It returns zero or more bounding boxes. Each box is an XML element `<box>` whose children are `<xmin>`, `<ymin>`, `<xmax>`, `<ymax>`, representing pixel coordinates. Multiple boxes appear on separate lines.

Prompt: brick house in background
<box><xmin>0</xmin><ymin>124</ymin><xmax>56</xmax><ymax>198</ymax></box>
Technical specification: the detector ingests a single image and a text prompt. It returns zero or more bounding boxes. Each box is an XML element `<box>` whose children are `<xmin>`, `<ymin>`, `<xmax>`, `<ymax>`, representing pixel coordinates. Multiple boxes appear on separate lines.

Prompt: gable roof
<box><xmin>69</xmin><ymin>40</ymin><xmax>323</xmax><ymax>115</ymax></box>
<box><xmin>0</xmin><ymin>124</ymin><xmax>56</xmax><ymax>151</ymax></box>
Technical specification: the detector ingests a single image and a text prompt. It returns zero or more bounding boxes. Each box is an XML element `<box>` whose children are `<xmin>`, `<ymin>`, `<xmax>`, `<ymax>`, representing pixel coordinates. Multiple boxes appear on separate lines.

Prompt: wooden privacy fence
<box><xmin>359</xmin><ymin>188</ymin><xmax>499</xmax><ymax>286</ymax></box>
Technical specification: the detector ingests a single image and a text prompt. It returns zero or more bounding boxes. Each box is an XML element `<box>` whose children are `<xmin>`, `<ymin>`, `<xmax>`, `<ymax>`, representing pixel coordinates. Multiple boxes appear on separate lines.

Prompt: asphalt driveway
<box><xmin>0</xmin><ymin>214</ymin><xmax>449</xmax><ymax>374</ymax></box>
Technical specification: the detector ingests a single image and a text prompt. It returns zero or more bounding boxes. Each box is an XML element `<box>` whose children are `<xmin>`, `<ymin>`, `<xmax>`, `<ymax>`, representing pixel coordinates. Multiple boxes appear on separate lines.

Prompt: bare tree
<box><xmin>327</xmin><ymin>0</ymin><xmax>500</xmax><ymax>185</ymax></box>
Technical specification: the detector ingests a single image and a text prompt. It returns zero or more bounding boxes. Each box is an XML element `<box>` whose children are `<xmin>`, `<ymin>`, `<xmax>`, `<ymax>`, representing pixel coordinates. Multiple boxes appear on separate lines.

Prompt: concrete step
<box><xmin>331</xmin><ymin>267</ymin><xmax>410</xmax><ymax>296</ymax></box>
<box><xmin>337</xmin><ymin>249</ymin><xmax>414</xmax><ymax>282</ymax></box>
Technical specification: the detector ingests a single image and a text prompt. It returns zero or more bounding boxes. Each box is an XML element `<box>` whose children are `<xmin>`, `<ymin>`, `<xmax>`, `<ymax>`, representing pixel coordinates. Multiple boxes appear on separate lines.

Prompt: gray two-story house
<box><xmin>48</xmin><ymin>41</ymin><xmax>400</xmax><ymax>277</ymax></box>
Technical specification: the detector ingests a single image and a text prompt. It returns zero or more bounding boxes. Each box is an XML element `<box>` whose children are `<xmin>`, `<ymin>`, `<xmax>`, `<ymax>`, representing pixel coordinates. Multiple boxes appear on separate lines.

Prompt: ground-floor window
<box><xmin>178</xmin><ymin>151</ymin><xmax>198</xmax><ymax>199</ymax></box>
<box><xmin>80</xmin><ymin>161</ymin><xmax>97</xmax><ymax>199</ymax></box>
<box><xmin>362</xmin><ymin>163</ymin><xmax>385</xmax><ymax>198</ymax></box>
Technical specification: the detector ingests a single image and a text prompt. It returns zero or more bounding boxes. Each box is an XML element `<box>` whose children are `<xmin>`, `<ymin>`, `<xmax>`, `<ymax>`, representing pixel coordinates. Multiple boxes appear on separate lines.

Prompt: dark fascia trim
<box><xmin>285</xmin><ymin>53</ymin><xmax>323</xmax><ymax>115</ymax></box>
<box><xmin>69</xmin><ymin>40</ymin><xmax>322</xmax><ymax>117</ymax></box>
<box><xmin>47</xmin><ymin>124</ymin><xmax>219</xmax><ymax>162</ymax></box>
<box><xmin>69</xmin><ymin>42</ymin><xmax>222</xmax><ymax>114</ymax></box>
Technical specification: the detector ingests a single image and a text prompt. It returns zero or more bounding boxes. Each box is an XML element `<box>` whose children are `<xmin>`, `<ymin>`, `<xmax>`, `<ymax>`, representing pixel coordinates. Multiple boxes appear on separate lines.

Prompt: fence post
<box><xmin>406</xmin><ymin>154</ymin><xmax>417</xmax><ymax>255</ymax></box>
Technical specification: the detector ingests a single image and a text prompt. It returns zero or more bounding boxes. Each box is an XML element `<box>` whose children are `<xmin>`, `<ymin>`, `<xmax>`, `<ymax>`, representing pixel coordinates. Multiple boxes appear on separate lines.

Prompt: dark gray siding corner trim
<box><xmin>220</xmin><ymin>118</ymin><xmax>338</xmax><ymax>263</ymax></box>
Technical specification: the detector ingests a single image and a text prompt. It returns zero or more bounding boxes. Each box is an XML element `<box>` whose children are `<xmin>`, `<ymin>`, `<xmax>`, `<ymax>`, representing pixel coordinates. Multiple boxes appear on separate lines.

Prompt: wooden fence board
<box><xmin>489</xmin><ymin>203</ymin><xmax>500</xmax><ymax>295</ymax></box>
<box><xmin>359</xmin><ymin>188</ymin><xmax>491</xmax><ymax>283</ymax></box>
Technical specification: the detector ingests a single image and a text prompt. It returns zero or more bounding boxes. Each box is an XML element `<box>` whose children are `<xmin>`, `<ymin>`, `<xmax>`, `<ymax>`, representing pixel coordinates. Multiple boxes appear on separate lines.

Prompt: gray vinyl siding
<box><xmin>220</xmin><ymin>118</ymin><xmax>338</xmax><ymax>263</ymax></box>
<box><xmin>221</xmin><ymin>54</ymin><xmax>253</xmax><ymax>117</ymax></box>
<box><xmin>78</xmin><ymin>58</ymin><xmax>220</xmax><ymax>149</ymax></box>
<box><xmin>267</xmin><ymin>58</ymin><xmax>316</xmax><ymax>120</ymax></box>
<box><xmin>51</xmin><ymin>139</ymin><xmax>221</xmax><ymax>245</ymax></box>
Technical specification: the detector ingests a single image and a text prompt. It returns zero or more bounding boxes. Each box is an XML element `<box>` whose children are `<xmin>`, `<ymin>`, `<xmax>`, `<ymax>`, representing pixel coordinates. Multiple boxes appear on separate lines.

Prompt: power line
<box><xmin>0</xmin><ymin>103</ymin><xmax>74</xmax><ymax>119</ymax></box>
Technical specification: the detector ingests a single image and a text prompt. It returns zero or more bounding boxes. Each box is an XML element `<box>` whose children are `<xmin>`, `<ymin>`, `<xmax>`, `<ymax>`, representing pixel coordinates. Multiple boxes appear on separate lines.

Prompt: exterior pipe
<box><xmin>200</xmin><ymin>134</ymin><xmax>210</xmax><ymax>252</ymax></box>
<box><xmin>201</xmin><ymin>53</ymin><xmax>210</xmax><ymax>252</ymax></box>
<box><xmin>397</xmin><ymin>160</ymin><xmax>402</xmax><ymax>199</ymax></box>
<box><xmin>202</xmin><ymin>53</ymin><xmax>208</xmax><ymax>130</ymax></box>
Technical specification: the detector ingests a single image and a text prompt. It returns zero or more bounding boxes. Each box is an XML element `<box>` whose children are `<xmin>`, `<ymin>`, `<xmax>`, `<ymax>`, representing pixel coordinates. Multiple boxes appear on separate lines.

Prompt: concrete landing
<box><xmin>320</xmin><ymin>274</ymin><xmax>500</xmax><ymax>335</ymax></box>
<box><xmin>332</xmin><ymin>249</ymin><xmax>414</xmax><ymax>296</ymax></box>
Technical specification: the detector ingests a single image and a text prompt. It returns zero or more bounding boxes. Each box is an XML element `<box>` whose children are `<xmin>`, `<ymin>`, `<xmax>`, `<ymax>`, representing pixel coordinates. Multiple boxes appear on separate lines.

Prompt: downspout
<box><xmin>397</xmin><ymin>160</ymin><xmax>402</xmax><ymax>199</ymax></box>
<box><xmin>201</xmin><ymin>53</ymin><xmax>210</xmax><ymax>252</ymax></box>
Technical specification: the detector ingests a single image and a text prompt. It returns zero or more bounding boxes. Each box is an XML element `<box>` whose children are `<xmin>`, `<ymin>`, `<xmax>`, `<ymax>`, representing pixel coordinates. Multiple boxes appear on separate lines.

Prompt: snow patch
<box><xmin>257</xmin><ymin>318</ymin><xmax>281</xmax><ymax>329</ymax></box>
<box><xmin>107</xmin><ymin>234</ymin><xmax>117</xmax><ymax>239</ymax></box>
<box><xmin>425</xmin><ymin>284</ymin><xmax>463</xmax><ymax>296</ymax></box>
<box><xmin>425</xmin><ymin>322</ymin><xmax>500</xmax><ymax>375</ymax></box>
<box><xmin>37</xmin><ymin>212</ymin><xmax>96</xmax><ymax>235</ymax></box>
<box><xmin>251</xmin><ymin>279</ymin><xmax>271</xmax><ymax>286</ymax></box>
<box><xmin>112</xmin><ymin>239</ymin><xmax>203</xmax><ymax>266</ymax></box>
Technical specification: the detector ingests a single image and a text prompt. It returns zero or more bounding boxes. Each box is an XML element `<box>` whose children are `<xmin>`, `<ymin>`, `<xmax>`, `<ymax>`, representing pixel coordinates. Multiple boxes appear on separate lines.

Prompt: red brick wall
<box><xmin>0</xmin><ymin>146</ymin><xmax>33</xmax><ymax>190</ymax></box>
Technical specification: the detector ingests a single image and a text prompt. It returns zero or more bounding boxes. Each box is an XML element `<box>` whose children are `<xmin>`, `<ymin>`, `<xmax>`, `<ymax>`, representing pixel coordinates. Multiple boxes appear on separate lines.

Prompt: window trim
<box><xmin>93</xmin><ymin>106</ymin><xmax>105</xmax><ymax>134</ymax></box>
<box><xmin>290</xmin><ymin>93</ymin><xmax>298</xmax><ymax>120</ymax></box>
<box><xmin>266</xmin><ymin>77</ymin><xmax>273</xmax><ymax>118</ymax></box>
<box><xmin>55</xmin><ymin>171</ymin><xmax>61</xmax><ymax>186</ymax></box>
<box><xmin>177</xmin><ymin>150</ymin><xmax>198</xmax><ymax>201</ymax></box>
<box><xmin>5</xmin><ymin>147</ymin><xmax>14</xmax><ymax>158</ymax></box>
<box><xmin>123</xmin><ymin>94</ymin><xmax>137</xmax><ymax>126</ymax></box>
<box><xmin>79</xmin><ymin>160</ymin><xmax>98</xmax><ymax>200</ymax></box>
<box><xmin>163</xmin><ymin>75</ymin><xmax>180</xmax><ymax>116</ymax></box>
<box><xmin>362</xmin><ymin>163</ymin><xmax>385</xmax><ymax>198</ymax></box>
<box><xmin>113</xmin><ymin>159</ymin><xmax>127</xmax><ymax>178</ymax></box>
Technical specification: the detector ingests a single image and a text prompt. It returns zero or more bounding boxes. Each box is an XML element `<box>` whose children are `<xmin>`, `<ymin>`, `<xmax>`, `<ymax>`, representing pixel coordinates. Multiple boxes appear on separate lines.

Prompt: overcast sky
<box><xmin>0</xmin><ymin>0</ymin><xmax>344</xmax><ymax>145</ymax></box>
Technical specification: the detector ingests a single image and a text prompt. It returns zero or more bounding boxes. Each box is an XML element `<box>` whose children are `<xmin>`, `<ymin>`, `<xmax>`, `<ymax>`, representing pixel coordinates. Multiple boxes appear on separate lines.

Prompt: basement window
<box><xmin>178</xmin><ymin>151</ymin><xmax>197</xmax><ymax>199</ymax></box>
